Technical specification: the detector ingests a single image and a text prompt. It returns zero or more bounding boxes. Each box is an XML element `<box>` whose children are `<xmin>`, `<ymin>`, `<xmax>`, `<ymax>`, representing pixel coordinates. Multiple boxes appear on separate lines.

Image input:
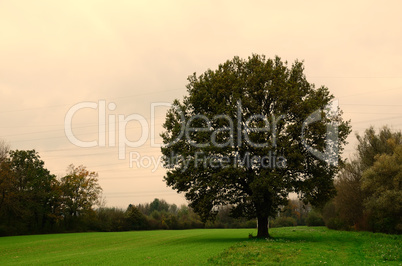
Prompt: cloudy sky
<box><xmin>1</xmin><ymin>1</ymin><xmax>401</xmax><ymax>208</ymax></box>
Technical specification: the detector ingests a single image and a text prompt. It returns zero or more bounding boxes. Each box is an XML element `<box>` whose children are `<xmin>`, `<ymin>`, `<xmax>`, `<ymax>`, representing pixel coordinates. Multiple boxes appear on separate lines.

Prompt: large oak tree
<box><xmin>161</xmin><ymin>55</ymin><xmax>350</xmax><ymax>237</ymax></box>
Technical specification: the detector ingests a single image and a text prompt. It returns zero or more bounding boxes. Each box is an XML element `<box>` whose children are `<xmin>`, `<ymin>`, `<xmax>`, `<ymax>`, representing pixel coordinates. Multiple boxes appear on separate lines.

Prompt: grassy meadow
<box><xmin>0</xmin><ymin>227</ymin><xmax>400</xmax><ymax>265</ymax></box>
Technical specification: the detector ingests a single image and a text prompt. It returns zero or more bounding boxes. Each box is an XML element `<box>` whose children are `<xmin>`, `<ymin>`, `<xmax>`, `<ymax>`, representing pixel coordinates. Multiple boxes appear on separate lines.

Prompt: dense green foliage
<box><xmin>0</xmin><ymin>145</ymin><xmax>301</xmax><ymax>235</ymax></box>
<box><xmin>91</xmin><ymin>200</ymin><xmax>205</xmax><ymax>231</ymax></box>
<box><xmin>0</xmin><ymin>148</ymin><xmax>102</xmax><ymax>235</ymax></box>
<box><xmin>270</xmin><ymin>216</ymin><xmax>297</xmax><ymax>228</ymax></box>
<box><xmin>0</xmin><ymin>144</ymin><xmax>314</xmax><ymax>235</ymax></box>
<box><xmin>323</xmin><ymin>126</ymin><xmax>402</xmax><ymax>234</ymax></box>
<box><xmin>305</xmin><ymin>210</ymin><xmax>325</xmax><ymax>226</ymax></box>
<box><xmin>91</xmin><ymin>199</ymin><xmax>257</xmax><ymax>232</ymax></box>
<box><xmin>0</xmin><ymin>149</ymin><xmax>58</xmax><ymax>234</ymax></box>
<box><xmin>90</xmin><ymin>197</ymin><xmax>314</xmax><ymax>232</ymax></box>
<box><xmin>0</xmin><ymin>227</ymin><xmax>399</xmax><ymax>265</ymax></box>
<box><xmin>2</xmin><ymin>125</ymin><xmax>399</xmax><ymax>237</ymax></box>
<box><xmin>161</xmin><ymin>54</ymin><xmax>351</xmax><ymax>237</ymax></box>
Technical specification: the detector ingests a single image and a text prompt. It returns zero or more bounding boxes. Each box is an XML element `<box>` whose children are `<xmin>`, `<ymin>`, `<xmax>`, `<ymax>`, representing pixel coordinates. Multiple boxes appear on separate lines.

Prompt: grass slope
<box><xmin>210</xmin><ymin>227</ymin><xmax>401</xmax><ymax>265</ymax></box>
<box><xmin>0</xmin><ymin>229</ymin><xmax>249</xmax><ymax>265</ymax></box>
<box><xmin>0</xmin><ymin>227</ymin><xmax>400</xmax><ymax>265</ymax></box>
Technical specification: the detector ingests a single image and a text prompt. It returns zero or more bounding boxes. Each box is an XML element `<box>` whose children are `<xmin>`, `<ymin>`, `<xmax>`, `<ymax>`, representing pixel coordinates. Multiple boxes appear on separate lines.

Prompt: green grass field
<box><xmin>0</xmin><ymin>227</ymin><xmax>400</xmax><ymax>265</ymax></box>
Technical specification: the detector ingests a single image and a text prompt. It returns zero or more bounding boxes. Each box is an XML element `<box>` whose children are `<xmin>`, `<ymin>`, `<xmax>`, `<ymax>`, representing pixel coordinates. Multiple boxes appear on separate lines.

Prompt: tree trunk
<box><xmin>257</xmin><ymin>215</ymin><xmax>270</xmax><ymax>238</ymax></box>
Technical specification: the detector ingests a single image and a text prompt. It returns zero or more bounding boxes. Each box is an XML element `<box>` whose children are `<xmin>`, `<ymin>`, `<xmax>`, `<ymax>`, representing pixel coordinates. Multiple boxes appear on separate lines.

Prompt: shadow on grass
<box><xmin>189</xmin><ymin>227</ymin><xmax>329</xmax><ymax>245</ymax></box>
<box><xmin>194</xmin><ymin>237</ymin><xmax>249</xmax><ymax>244</ymax></box>
<box><xmin>248</xmin><ymin>227</ymin><xmax>338</xmax><ymax>243</ymax></box>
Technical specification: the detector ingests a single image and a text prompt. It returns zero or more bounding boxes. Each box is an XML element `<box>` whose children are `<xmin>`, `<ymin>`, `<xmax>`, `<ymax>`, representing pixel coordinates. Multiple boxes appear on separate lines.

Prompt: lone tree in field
<box><xmin>161</xmin><ymin>55</ymin><xmax>350</xmax><ymax>237</ymax></box>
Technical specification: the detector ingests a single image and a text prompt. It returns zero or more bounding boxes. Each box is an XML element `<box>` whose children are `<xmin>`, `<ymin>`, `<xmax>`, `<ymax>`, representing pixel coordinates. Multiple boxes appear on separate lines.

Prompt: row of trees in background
<box><xmin>92</xmin><ymin>199</ymin><xmax>204</xmax><ymax>232</ymax></box>
<box><xmin>90</xmin><ymin>198</ymin><xmax>313</xmax><ymax>232</ymax></box>
<box><xmin>0</xmin><ymin>140</ymin><xmax>314</xmax><ymax>236</ymax></box>
<box><xmin>0</xmin><ymin>143</ymin><xmax>102</xmax><ymax>236</ymax></box>
<box><xmin>257</xmin><ymin>125</ymin><xmax>401</xmax><ymax>234</ymax></box>
<box><xmin>1</xmin><ymin>126</ymin><xmax>400</xmax><ymax>236</ymax></box>
<box><xmin>321</xmin><ymin>126</ymin><xmax>402</xmax><ymax>234</ymax></box>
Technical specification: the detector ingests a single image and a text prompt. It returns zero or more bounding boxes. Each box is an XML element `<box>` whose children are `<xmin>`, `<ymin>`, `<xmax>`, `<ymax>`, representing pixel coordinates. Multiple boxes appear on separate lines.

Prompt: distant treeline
<box><xmin>1</xmin><ymin>125</ymin><xmax>400</xmax><ymax>236</ymax></box>
<box><xmin>319</xmin><ymin>126</ymin><xmax>402</xmax><ymax>234</ymax></box>
<box><xmin>0</xmin><ymin>144</ymin><xmax>310</xmax><ymax>236</ymax></box>
<box><xmin>91</xmin><ymin>198</ymin><xmax>316</xmax><ymax>233</ymax></box>
<box><xmin>0</xmin><ymin>146</ymin><xmax>103</xmax><ymax>236</ymax></box>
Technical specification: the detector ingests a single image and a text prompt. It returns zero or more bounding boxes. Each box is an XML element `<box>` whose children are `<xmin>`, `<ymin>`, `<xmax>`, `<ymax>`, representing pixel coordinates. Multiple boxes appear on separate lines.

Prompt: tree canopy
<box><xmin>323</xmin><ymin>126</ymin><xmax>402</xmax><ymax>233</ymax></box>
<box><xmin>358</xmin><ymin>126</ymin><xmax>402</xmax><ymax>233</ymax></box>
<box><xmin>61</xmin><ymin>164</ymin><xmax>102</xmax><ymax>218</ymax></box>
<box><xmin>0</xmin><ymin>148</ymin><xmax>103</xmax><ymax>235</ymax></box>
<box><xmin>161</xmin><ymin>54</ymin><xmax>350</xmax><ymax>237</ymax></box>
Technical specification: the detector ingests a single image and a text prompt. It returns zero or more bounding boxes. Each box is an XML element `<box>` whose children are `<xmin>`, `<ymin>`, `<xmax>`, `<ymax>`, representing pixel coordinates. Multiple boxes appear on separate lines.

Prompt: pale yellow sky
<box><xmin>1</xmin><ymin>0</ymin><xmax>401</xmax><ymax>208</ymax></box>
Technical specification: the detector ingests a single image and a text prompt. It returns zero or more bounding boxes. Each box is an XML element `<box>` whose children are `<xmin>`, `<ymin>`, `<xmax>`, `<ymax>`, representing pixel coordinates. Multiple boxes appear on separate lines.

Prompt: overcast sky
<box><xmin>1</xmin><ymin>1</ymin><xmax>401</xmax><ymax>208</ymax></box>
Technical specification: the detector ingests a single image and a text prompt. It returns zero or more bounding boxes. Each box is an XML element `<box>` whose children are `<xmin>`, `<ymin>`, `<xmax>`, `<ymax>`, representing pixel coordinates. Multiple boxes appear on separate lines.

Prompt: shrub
<box><xmin>326</xmin><ymin>217</ymin><xmax>347</xmax><ymax>230</ymax></box>
<box><xmin>242</xmin><ymin>220</ymin><xmax>257</xmax><ymax>228</ymax></box>
<box><xmin>125</xmin><ymin>205</ymin><xmax>149</xmax><ymax>230</ymax></box>
<box><xmin>270</xmin><ymin>217</ymin><xmax>297</xmax><ymax>228</ymax></box>
<box><xmin>92</xmin><ymin>207</ymin><xmax>127</xmax><ymax>232</ymax></box>
<box><xmin>306</xmin><ymin>211</ymin><xmax>325</xmax><ymax>226</ymax></box>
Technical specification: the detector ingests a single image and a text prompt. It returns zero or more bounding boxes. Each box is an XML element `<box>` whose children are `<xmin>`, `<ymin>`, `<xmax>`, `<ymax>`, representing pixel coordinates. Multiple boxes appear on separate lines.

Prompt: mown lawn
<box><xmin>0</xmin><ymin>229</ymin><xmax>249</xmax><ymax>265</ymax></box>
<box><xmin>0</xmin><ymin>227</ymin><xmax>400</xmax><ymax>265</ymax></box>
<box><xmin>209</xmin><ymin>227</ymin><xmax>401</xmax><ymax>265</ymax></box>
